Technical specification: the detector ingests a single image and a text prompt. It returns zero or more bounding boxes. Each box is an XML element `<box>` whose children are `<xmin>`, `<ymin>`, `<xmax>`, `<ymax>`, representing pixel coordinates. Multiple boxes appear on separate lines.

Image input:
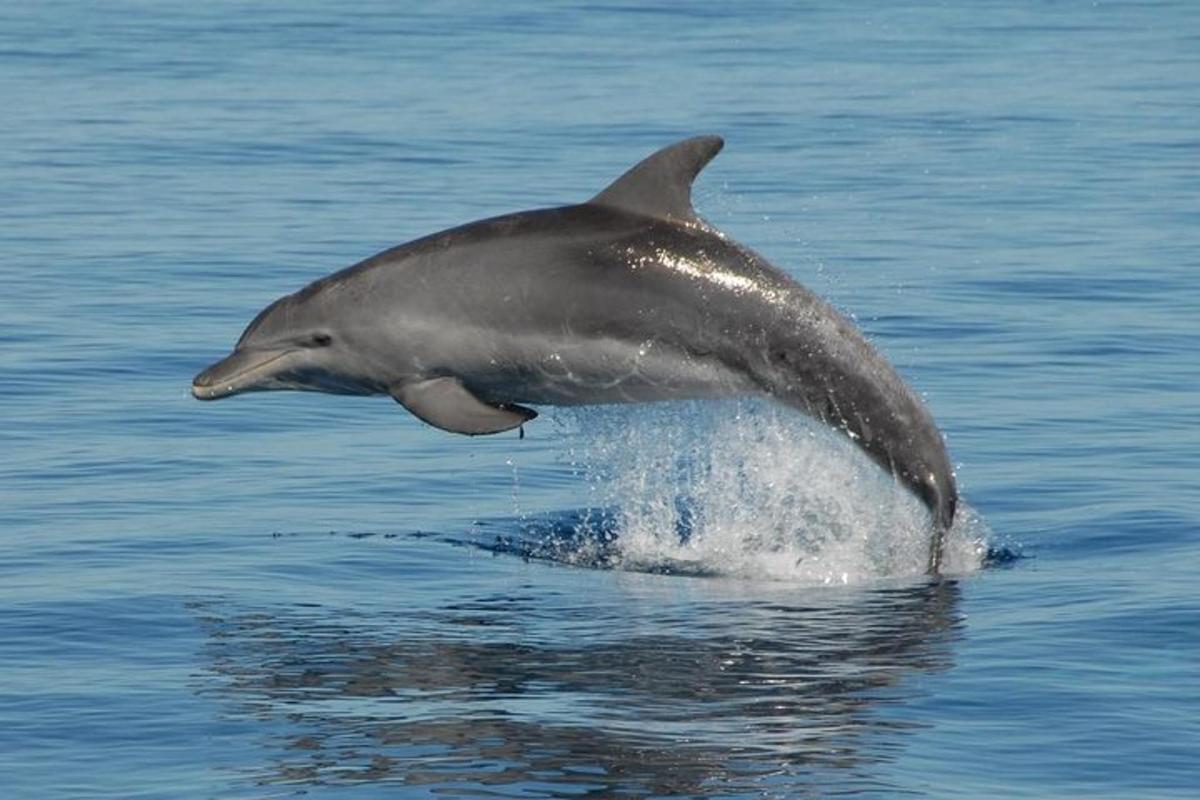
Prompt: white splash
<box><xmin>559</xmin><ymin>399</ymin><xmax>987</xmax><ymax>584</ymax></box>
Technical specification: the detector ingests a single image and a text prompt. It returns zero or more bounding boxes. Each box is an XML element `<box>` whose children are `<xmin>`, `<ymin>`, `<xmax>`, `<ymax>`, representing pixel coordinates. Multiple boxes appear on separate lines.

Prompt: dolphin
<box><xmin>193</xmin><ymin>136</ymin><xmax>957</xmax><ymax>571</ymax></box>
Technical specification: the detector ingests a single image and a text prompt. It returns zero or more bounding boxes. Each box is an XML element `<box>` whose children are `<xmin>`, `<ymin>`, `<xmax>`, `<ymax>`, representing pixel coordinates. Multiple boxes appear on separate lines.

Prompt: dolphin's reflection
<box><xmin>193</xmin><ymin>579</ymin><xmax>963</xmax><ymax>796</ymax></box>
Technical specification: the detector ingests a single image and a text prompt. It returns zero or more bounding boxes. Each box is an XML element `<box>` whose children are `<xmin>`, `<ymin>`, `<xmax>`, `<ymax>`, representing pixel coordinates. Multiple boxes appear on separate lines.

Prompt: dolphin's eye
<box><xmin>308</xmin><ymin>333</ymin><xmax>333</xmax><ymax>348</ymax></box>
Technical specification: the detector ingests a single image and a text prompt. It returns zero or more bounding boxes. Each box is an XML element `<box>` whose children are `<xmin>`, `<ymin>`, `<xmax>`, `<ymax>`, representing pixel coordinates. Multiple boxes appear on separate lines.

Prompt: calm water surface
<box><xmin>1</xmin><ymin>2</ymin><xmax>1197</xmax><ymax>798</ymax></box>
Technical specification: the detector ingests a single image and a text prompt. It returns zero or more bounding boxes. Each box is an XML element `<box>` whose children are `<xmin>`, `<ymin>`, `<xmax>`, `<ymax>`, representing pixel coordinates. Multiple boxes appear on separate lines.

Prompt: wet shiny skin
<box><xmin>4</xmin><ymin>1</ymin><xmax>1196</xmax><ymax>797</ymax></box>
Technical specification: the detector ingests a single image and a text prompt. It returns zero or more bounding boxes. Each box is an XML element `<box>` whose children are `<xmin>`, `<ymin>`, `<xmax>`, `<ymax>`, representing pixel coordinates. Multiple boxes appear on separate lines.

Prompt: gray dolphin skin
<box><xmin>193</xmin><ymin>136</ymin><xmax>957</xmax><ymax>572</ymax></box>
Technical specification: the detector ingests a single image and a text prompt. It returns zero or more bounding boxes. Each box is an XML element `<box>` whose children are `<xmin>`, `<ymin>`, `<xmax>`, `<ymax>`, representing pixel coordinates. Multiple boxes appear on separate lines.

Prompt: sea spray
<box><xmin>557</xmin><ymin>399</ymin><xmax>986</xmax><ymax>583</ymax></box>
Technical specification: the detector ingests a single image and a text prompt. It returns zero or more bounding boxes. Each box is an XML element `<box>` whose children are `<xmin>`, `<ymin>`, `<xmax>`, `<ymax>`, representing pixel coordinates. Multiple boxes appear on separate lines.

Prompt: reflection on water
<box><xmin>193</xmin><ymin>578</ymin><xmax>964</xmax><ymax>796</ymax></box>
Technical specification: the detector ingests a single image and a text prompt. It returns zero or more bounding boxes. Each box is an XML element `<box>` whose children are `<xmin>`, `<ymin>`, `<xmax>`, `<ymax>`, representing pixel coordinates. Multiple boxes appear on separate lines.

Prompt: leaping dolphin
<box><xmin>192</xmin><ymin>136</ymin><xmax>958</xmax><ymax>572</ymax></box>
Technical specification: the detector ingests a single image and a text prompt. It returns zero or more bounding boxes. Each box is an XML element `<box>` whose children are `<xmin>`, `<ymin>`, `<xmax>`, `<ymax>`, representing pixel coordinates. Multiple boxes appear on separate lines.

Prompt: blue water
<box><xmin>2</xmin><ymin>1</ymin><xmax>1197</xmax><ymax>797</ymax></box>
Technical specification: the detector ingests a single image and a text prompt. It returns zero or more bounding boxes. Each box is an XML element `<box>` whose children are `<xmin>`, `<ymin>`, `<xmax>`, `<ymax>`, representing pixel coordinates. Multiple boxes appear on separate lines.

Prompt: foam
<box><xmin>556</xmin><ymin>399</ymin><xmax>986</xmax><ymax>584</ymax></box>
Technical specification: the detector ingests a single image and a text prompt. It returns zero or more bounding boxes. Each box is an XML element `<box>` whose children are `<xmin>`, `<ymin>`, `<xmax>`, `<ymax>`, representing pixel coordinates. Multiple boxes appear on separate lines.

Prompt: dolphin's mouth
<box><xmin>192</xmin><ymin>349</ymin><xmax>296</xmax><ymax>400</ymax></box>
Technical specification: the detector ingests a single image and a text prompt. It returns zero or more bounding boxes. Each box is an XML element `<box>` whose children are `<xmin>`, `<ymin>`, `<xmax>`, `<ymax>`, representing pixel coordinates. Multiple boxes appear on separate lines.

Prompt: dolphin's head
<box><xmin>192</xmin><ymin>291</ymin><xmax>375</xmax><ymax>401</ymax></box>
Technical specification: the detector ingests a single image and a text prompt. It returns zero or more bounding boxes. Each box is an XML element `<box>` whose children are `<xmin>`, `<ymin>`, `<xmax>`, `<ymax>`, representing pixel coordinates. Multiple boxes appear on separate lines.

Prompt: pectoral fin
<box><xmin>391</xmin><ymin>377</ymin><xmax>537</xmax><ymax>436</ymax></box>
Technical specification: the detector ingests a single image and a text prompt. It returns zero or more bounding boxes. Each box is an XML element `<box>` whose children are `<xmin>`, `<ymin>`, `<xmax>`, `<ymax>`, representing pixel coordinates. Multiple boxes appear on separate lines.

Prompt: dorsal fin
<box><xmin>588</xmin><ymin>135</ymin><xmax>724</xmax><ymax>223</ymax></box>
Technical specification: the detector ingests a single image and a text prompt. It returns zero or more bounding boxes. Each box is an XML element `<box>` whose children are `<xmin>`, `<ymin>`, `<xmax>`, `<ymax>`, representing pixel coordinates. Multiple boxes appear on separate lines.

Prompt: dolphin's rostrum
<box><xmin>193</xmin><ymin>136</ymin><xmax>958</xmax><ymax>572</ymax></box>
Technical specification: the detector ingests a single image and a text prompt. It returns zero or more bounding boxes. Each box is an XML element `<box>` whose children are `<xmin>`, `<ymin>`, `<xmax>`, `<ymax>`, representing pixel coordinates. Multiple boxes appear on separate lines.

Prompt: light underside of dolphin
<box><xmin>193</xmin><ymin>136</ymin><xmax>958</xmax><ymax>573</ymax></box>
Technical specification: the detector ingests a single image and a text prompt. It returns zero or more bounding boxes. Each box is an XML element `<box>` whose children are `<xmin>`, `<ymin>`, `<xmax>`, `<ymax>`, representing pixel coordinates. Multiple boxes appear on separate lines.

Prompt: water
<box><xmin>2</xmin><ymin>1</ymin><xmax>1197</xmax><ymax>797</ymax></box>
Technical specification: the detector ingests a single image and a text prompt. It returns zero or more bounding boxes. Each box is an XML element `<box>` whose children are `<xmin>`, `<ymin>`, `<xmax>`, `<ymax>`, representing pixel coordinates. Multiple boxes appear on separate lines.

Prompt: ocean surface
<box><xmin>2</xmin><ymin>2</ymin><xmax>1197</xmax><ymax>797</ymax></box>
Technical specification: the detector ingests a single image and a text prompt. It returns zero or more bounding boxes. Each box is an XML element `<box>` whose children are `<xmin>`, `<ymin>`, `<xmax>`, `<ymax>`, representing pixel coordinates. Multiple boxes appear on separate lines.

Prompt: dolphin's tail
<box><xmin>925</xmin><ymin>479</ymin><xmax>957</xmax><ymax>574</ymax></box>
<box><xmin>743</xmin><ymin>332</ymin><xmax>957</xmax><ymax>574</ymax></box>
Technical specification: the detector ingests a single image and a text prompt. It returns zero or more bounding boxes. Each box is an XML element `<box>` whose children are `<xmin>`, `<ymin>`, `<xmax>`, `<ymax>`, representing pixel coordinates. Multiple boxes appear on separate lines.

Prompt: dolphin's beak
<box><xmin>192</xmin><ymin>348</ymin><xmax>296</xmax><ymax>400</ymax></box>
